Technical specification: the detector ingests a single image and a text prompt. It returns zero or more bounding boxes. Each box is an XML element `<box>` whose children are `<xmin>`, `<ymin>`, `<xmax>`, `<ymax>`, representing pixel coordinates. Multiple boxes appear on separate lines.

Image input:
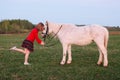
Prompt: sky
<box><xmin>0</xmin><ymin>0</ymin><xmax>120</xmax><ymax>26</ymax></box>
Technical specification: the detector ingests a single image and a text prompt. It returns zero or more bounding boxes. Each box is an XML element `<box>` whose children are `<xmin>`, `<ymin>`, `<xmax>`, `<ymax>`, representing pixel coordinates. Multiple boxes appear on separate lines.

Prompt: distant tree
<box><xmin>0</xmin><ymin>19</ymin><xmax>34</xmax><ymax>34</ymax></box>
<box><xmin>117</xmin><ymin>26</ymin><xmax>119</xmax><ymax>28</ymax></box>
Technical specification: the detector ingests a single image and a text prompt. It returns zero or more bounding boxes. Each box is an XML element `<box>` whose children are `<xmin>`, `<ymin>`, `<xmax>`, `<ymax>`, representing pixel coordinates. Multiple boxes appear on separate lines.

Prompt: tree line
<box><xmin>0</xmin><ymin>19</ymin><xmax>34</xmax><ymax>34</ymax></box>
<box><xmin>0</xmin><ymin>19</ymin><xmax>120</xmax><ymax>34</ymax></box>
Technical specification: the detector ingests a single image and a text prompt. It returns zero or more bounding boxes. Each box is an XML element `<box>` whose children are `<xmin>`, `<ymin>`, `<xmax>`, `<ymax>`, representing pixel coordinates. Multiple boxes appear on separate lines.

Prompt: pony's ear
<box><xmin>46</xmin><ymin>21</ymin><xmax>48</xmax><ymax>26</ymax></box>
<box><xmin>46</xmin><ymin>21</ymin><xmax>48</xmax><ymax>24</ymax></box>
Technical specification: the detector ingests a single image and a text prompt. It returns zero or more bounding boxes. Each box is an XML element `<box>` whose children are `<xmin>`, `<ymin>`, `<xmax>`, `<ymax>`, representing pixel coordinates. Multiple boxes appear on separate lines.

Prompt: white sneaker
<box><xmin>24</xmin><ymin>63</ymin><xmax>31</xmax><ymax>65</ymax></box>
<box><xmin>10</xmin><ymin>46</ymin><xmax>16</xmax><ymax>50</ymax></box>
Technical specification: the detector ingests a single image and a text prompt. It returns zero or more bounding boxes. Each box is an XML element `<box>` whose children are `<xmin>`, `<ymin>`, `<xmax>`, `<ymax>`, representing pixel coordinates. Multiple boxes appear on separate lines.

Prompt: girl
<box><xmin>10</xmin><ymin>22</ymin><xmax>45</xmax><ymax>65</ymax></box>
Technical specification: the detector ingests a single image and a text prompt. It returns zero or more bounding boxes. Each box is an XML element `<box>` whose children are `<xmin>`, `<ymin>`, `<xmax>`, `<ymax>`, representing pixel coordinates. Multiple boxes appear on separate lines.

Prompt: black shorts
<box><xmin>21</xmin><ymin>40</ymin><xmax>34</xmax><ymax>52</ymax></box>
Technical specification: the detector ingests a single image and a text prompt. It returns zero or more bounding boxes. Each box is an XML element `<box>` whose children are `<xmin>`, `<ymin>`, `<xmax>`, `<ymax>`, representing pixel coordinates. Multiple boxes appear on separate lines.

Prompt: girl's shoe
<box><xmin>10</xmin><ymin>46</ymin><xmax>16</xmax><ymax>50</ymax></box>
<box><xmin>24</xmin><ymin>63</ymin><xmax>31</xmax><ymax>65</ymax></box>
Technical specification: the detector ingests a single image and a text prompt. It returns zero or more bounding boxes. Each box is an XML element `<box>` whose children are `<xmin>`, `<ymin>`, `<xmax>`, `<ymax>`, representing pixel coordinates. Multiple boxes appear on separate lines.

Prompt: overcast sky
<box><xmin>0</xmin><ymin>0</ymin><xmax>120</xmax><ymax>26</ymax></box>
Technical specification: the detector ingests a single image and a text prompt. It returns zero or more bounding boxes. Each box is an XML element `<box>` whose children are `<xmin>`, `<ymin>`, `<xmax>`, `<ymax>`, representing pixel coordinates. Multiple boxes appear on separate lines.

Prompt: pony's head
<box><xmin>41</xmin><ymin>21</ymin><xmax>53</xmax><ymax>38</ymax></box>
<box><xmin>42</xmin><ymin>21</ymin><xmax>62</xmax><ymax>40</ymax></box>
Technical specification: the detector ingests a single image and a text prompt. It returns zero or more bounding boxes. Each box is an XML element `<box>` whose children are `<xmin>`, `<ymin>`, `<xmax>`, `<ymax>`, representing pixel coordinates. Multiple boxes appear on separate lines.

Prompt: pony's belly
<box><xmin>71</xmin><ymin>39</ymin><xmax>93</xmax><ymax>46</ymax></box>
<box><xmin>60</xmin><ymin>34</ymin><xmax>93</xmax><ymax>46</ymax></box>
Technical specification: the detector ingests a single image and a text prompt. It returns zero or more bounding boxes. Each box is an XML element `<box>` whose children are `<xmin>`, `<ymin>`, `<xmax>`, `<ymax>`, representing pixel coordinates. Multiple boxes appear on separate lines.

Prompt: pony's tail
<box><xmin>104</xmin><ymin>29</ymin><xmax>109</xmax><ymax>49</ymax></box>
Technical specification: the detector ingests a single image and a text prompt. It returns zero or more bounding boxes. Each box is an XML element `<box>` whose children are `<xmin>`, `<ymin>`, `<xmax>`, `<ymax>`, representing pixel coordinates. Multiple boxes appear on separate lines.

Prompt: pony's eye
<box><xmin>41</xmin><ymin>32</ymin><xmax>45</xmax><ymax>34</ymax></box>
<box><xmin>43</xmin><ymin>27</ymin><xmax>45</xmax><ymax>30</ymax></box>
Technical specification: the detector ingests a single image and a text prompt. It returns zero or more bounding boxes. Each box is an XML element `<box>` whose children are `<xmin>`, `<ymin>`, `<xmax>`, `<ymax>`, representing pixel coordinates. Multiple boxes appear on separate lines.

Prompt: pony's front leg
<box><xmin>67</xmin><ymin>45</ymin><xmax>72</xmax><ymax>64</ymax></box>
<box><xmin>60</xmin><ymin>44</ymin><xmax>68</xmax><ymax>65</ymax></box>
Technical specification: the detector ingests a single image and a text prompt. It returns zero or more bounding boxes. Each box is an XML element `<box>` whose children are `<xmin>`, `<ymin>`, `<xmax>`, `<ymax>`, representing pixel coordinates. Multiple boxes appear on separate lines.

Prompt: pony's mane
<box><xmin>48</xmin><ymin>21</ymin><xmax>76</xmax><ymax>28</ymax></box>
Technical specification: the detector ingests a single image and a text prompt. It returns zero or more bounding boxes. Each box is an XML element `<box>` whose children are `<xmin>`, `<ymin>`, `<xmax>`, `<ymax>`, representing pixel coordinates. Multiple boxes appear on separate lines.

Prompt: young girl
<box><xmin>10</xmin><ymin>22</ymin><xmax>45</xmax><ymax>65</ymax></box>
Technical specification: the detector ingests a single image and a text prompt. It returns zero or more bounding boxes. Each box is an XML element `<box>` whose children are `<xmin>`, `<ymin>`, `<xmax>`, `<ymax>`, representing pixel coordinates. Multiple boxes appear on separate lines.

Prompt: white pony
<box><xmin>42</xmin><ymin>21</ymin><xmax>109</xmax><ymax>67</ymax></box>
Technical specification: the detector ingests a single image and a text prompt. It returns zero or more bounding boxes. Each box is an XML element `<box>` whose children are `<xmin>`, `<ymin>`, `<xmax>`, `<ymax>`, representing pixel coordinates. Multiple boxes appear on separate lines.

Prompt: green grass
<box><xmin>0</xmin><ymin>33</ymin><xmax>120</xmax><ymax>80</ymax></box>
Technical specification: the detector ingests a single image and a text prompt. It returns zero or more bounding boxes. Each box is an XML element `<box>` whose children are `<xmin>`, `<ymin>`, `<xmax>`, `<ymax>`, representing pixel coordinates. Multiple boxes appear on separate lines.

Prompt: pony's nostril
<box><xmin>42</xmin><ymin>35</ymin><xmax>46</xmax><ymax>38</ymax></box>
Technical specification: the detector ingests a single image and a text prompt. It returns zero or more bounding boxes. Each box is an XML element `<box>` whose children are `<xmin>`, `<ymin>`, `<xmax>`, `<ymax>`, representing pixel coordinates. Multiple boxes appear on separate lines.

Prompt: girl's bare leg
<box><xmin>24</xmin><ymin>48</ymin><xmax>30</xmax><ymax>65</ymax></box>
<box><xmin>10</xmin><ymin>46</ymin><xmax>26</xmax><ymax>54</ymax></box>
<box><xmin>10</xmin><ymin>46</ymin><xmax>31</xmax><ymax>65</ymax></box>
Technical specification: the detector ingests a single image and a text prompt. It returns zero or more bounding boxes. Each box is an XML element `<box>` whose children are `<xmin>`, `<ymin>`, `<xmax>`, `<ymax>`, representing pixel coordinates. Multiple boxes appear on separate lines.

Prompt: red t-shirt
<box><xmin>26</xmin><ymin>28</ymin><xmax>42</xmax><ymax>44</ymax></box>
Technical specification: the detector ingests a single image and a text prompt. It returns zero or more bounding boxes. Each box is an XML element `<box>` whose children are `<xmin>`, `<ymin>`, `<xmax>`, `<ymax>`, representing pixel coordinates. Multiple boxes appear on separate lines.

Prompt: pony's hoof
<box><xmin>67</xmin><ymin>61</ymin><xmax>71</xmax><ymax>64</ymax></box>
<box><xmin>103</xmin><ymin>64</ymin><xmax>108</xmax><ymax>67</ymax></box>
<box><xmin>103</xmin><ymin>65</ymin><xmax>108</xmax><ymax>68</ymax></box>
<box><xmin>67</xmin><ymin>62</ymin><xmax>71</xmax><ymax>64</ymax></box>
<box><xmin>97</xmin><ymin>64</ymin><xmax>101</xmax><ymax>66</ymax></box>
<box><xmin>97</xmin><ymin>63</ymin><xmax>102</xmax><ymax>66</ymax></box>
<box><xmin>97</xmin><ymin>61</ymin><xmax>102</xmax><ymax>66</ymax></box>
<box><xmin>60</xmin><ymin>61</ymin><xmax>65</xmax><ymax>65</ymax></box>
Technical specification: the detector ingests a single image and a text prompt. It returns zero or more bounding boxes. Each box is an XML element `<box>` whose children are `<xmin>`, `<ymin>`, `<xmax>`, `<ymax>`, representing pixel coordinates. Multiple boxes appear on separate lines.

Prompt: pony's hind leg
<box><xmin>67</xmin><ymin>45</ymin><xmax>72</xmax><ymax>64</ymax></box>
<box><xmin>94</xmin><ymin>38</ymin><xmax>108</xmax><ymax>67</ymax></box>
<box><xmin>97</xmin><ymin>48</ymin><xmax>103</xmax><ymax>66</ymax></box>
<box><xmin>60</xmin><ymin>44</ymin><xmax>68</xmax><ymax>65</ymax></box>
<box><xmin>99</xmin><ymin>46</ymin><xmax>108</xmax><ymax>67</ymax></box>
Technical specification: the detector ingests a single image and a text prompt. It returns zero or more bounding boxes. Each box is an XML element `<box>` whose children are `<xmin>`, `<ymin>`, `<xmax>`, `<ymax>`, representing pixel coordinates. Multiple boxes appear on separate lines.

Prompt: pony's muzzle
<box><xmin>41</xmin><ymin>32</ymin><xmax>46</xmax><ymax>38</ymax></box>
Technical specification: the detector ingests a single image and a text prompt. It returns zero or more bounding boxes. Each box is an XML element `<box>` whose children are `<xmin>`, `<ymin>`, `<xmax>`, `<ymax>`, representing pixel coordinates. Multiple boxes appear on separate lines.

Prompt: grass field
<box><xmin>0</xmin><ymin>33</ymin><xmax>120</xmax><ymax>80</ymax></box>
